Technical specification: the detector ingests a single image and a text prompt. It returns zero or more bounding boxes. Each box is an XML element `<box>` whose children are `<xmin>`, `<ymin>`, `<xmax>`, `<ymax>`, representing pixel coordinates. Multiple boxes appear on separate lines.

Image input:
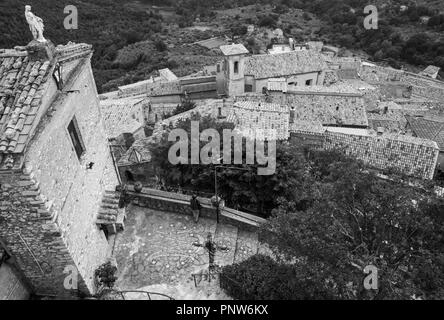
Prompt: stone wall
<box><xmin>22</xmin><ymin>56</ymin><xmax>119</xmax><ymax>295</ymax></box>
<box><xmin>126</xmin><ymin>187</ymin><xmax>266</xmax><ymax>230</ymax></box>
<box><xmin>290</xmin><ymin>129</ymin><xmax>439</xmax><ymax>180</ymax></box>
<box><xmin>0</xmin><ymin>56</ymin><xmax>119</xmax><ymax>297</ymax></box>
<box><xmin>0</xmin><ymin>169</ymin><xmax>89</xmax><ymax>296</ymax></box>
<box><xmin>0</xmin><ymin>262</ymin><xmax>30</xmax><ymax>300</ymax></box>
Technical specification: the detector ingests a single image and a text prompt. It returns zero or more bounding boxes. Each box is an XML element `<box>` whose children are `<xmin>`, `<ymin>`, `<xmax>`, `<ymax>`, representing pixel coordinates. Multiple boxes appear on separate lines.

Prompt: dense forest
<box><xmin>0</xmin><ymin>0</ymin><xmax>168</xmax><ymax>92</ymax></box>
<box><xmin>1</xmin><ymin>0</ymin><xmax>443</xmax><ymax>92</ymax></box>
<box><xmin>172</xmin><ymin>0</ymin><xmax>444</xmax><ymax>72</ymax></box>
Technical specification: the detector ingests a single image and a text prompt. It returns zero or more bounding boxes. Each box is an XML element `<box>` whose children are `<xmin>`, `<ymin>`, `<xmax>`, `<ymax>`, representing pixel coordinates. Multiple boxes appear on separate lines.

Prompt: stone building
<box><xmin>99</xmin><ymin>96</ymin><xmax>147</xmax><ymax>140</ymax></box>
<box><xmin>227</xmin><ymin>101</ymin><xmax>290</xmax><ymax>140</ymax></box>
<box><xmin>235</xmin><ymin>90</ymin><xmax>368</xmax><ymax>128</ymax></box>
<box><xmin>405</xmin><ymin>116</ymin><xmax>444</xmax><ymax>170</ymax></box>
<box><xmin>118</xmin><ymin>137</ymin><xmax>155</xmax><ymax>185</ymax></box>
<box><xmin>218</xmin><ymin>44</ymin><xmax>328</xmax><ymax>96</ymax></box>
<box><xmin>0</xmin><ymin>36</ymin><xmax>119</xmax><ymax>297</ymax></box>
<box><xmin>290</xmin><ymin>126</ymin><xmax>439</xmax><ymax>180</ymax></box>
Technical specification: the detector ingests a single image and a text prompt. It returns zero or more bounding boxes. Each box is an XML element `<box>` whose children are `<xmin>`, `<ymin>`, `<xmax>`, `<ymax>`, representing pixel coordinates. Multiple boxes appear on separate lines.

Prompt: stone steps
<box><xmin>96</xmin><ymin>190</ymin><xmax>126</xmax><ymax>234</ymax></box>
<box><xmin>213</xmin><ymin>223</ymin><xmax>238</xmax><ymax>267</ymax></box>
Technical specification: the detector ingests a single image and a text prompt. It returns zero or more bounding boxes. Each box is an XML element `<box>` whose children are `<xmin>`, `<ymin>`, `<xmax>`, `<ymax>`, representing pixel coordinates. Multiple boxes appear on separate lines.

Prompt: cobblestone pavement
<box><xmin>114</xmin><ymin>205</ymin><xmax>216</xmax><ymax>289</ymax></box>
<box><xmin>113</xmin><ymin>205</ymin><xmax>264</xmax><ymax>299</ymax></box>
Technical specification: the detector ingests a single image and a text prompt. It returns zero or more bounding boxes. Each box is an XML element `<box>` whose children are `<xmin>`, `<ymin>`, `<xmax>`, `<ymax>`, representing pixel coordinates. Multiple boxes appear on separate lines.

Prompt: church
<box><xmin>217</xmin><ymin>43</ymin><xmax>328</xmax><ymax>96</ymax></box>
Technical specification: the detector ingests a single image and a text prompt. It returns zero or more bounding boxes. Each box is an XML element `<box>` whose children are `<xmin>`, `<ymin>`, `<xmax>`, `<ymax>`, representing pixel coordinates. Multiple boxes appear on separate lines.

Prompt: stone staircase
<box><xmin>96</xmin><ymin>190</ymin><xmax>126</xmax><ymax>235</ymax></box>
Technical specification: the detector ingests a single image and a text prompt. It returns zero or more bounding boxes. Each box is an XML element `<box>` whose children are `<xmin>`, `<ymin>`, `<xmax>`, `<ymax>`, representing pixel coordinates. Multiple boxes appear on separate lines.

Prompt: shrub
<box><xmin>220</xmin><ymin>254</ymin><xmax>336</xmax><ymax>300</ymax></box>
<box><xmin>95</xmin><ymin>261</ymin><xmax>118</xmax><ymax>290</ymax></box>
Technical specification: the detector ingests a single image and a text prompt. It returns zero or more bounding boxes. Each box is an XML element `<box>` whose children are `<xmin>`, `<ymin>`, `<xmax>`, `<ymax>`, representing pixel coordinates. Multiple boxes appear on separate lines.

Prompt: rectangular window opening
<box><xmin>67</xmin><ymin>116</ymin><xmax>86</xmax><ymax>160</ymax></box>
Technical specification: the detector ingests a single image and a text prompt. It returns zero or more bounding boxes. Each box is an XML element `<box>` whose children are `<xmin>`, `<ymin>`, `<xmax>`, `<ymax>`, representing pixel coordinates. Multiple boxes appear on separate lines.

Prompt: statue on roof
<box><xmin>25</xmin><ymin>5</ymin><xmax>46</xmax><ymax>43</ymax></box>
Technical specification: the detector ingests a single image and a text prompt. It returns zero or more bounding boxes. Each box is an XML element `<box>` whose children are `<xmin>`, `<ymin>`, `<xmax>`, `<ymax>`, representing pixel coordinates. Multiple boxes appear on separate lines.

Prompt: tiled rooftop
<box><xmin>228</xmin><ymin>101</ymin><xmax>290</xmax><ymax>140</ymax></box>
<box><xmin>405</xmin><ymin>116</ymin><xmax>444</xmax><ymax>151</ymax></box>
<box><xmin>233</xmin><ymin>101</ymin><xmax>288</xmax><ymax>113</ymax></box>
<box><xmin>244</xmin><ymin>50</ymin><xmax>327</xmax><ymax>79</ymax></box>
<box><xmin>0</xmin><ymin>52</ymin><xmax>52</xmax><ymax>154</ymax></box>
<box><xmin>286</xmin><ymin>93</ymin><xmax>368</xmax><ymax>127</ymax></box>
<box><xmin>99</xmin><ymin>97</ymin><xmax>146</xmax><ymax>138</ymax></box>
<box><xmin>118</xmin><ymin>137</ymin><xmax>153</xmax><ymax>166</ymax></box>
<box><xmin>419</xmin><ymin>65</ymin><xmax>440</xmax><ymax>78</ymax></box>
<box><xmin>219</xmin><ymin>43</ymin><xmax>249</xmax><ymax>56</ymax></box>
<box><xmin>290</xmin><ymin>120</ymin><xmax>325</xmax><ymax>133</ymax></box>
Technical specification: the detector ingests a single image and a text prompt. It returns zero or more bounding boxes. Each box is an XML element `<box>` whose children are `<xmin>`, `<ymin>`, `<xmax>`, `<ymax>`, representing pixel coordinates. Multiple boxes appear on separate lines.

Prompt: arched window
<box><xmin>234</xmin><ymin>61</ymin><xmax>239</xmax><ymax>74</ymax></box>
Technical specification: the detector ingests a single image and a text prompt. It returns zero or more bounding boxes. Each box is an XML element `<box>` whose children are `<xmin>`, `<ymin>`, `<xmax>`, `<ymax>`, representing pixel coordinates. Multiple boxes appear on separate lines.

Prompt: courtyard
<box><xmin>113</xmin><ymin>204</ymin><xmax>264</xmax><ymax>299</ymax></box>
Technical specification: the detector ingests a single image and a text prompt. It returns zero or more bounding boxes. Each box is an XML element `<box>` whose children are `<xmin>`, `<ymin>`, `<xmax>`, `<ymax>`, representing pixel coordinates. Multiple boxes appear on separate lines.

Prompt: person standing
<box><xmin>193</xmin><ymin>233</ymin><xmax>228</xmax><ymax>272</ymax></box>
<box><xmin>190</xmin><ymin>194</ymin><xmax>201</xmax><ymax>223</ymax></box>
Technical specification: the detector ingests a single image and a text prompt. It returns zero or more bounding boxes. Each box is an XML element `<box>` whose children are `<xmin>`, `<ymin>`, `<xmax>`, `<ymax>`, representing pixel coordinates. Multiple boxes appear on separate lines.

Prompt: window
<box><xmin>305</xmin><ymin>79</ymin><xmax>313</xmax><ymax>86</ymax></box>
<box><xmin>234</xmin><ymin>61</ymin><xmax>239</xmax><ymax>74</ymax></box>
<box><xmin>244</xmin><ymin>84</ymin><xmax>253</xmax><ymax>92</ymax></box>
<box><xmin>67</xmin><ymin>116</ymin><xmax>85</xmax><ymax>160</ymax></box>
<box><xmin>217</xmin><ymin>64</ymin><xmax>220</xmax><ymax>73</ymax></box>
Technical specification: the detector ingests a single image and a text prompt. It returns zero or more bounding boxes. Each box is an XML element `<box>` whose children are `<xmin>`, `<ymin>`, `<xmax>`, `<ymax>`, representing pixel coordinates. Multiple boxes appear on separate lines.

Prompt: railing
<box><xmin>192</xmin><ymin>268</ymin><xmax>221</xmax><ymax>287</ymax></box>
<box><xmin>117</xmin><ymin>290</ymin><xmax>174</xmax><ymax>300</ymax></box>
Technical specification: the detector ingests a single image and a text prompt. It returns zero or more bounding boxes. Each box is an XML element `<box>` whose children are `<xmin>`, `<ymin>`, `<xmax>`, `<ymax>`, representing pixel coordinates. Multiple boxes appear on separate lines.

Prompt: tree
<box><xmin>148</xmin><ymin>119</ymin><xmax>315</xmax><ymax>216</ymax></box>
<box><xmin>258</xmin><ymin>15</ymin><xmax>278</xmax><ymax>28</ymax></box>
<box><xmin>221</xmin><ymin>254</ymin><xmax>337</xmax><ymax>299</ymax></box>
<box><xmin>259</xmin><ymin>150</ymin><xmax>444</xmax><ymax>299</ymax></box>
<box><xmin>154</xmin><ymin>38</ymin><xmax>167</xmax><ymax>52</ymax></box>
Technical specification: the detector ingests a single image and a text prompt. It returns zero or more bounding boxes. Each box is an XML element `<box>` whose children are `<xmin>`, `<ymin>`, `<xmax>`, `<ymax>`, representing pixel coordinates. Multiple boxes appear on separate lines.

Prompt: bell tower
<box><xmin>220</xmin><ymin>44</ymin><xmax>249</xmax><ymax>97</ymax></box>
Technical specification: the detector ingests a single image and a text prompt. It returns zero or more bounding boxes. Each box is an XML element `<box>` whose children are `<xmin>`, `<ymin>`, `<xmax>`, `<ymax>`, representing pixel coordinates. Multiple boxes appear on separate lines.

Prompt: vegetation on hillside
<box><xmin>2</xmin><ymin>0</ymin><xmax>443</xmax><ymax>92</ymax></box>
<box><xmin>220</xmin><ymin>148</ymin><xmax>444</xmax><ymax>299</ymax></box>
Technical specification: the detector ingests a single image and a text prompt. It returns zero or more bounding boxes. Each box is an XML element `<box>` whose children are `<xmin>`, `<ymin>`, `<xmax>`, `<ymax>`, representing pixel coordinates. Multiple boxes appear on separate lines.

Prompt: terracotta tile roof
<box><xmin>0</xmin><ymin>53</ymin><xmax>52</xmax><ymax>154</ymax></box>
<box><xmin>285</xmin><ymin>93</ymin><xmax>368</xmax><ymax>127</ymax></box>
<box><xmin>99</xmin><ymin>97</ymin><xmax>145</xmax><ymax>138</ymax></box>
<box><xmin>290</xmin><ymin>120</ymin><xmax>325</xmax><ymax>133</ymax></box>
<box><xmin>405</xmin><ymin>116</ymin><xmax>444</xmax><ymax>150</ymax></box>
<box><xmin>219</xmin><ymin>44</ymin><xmax>249</xmax><ymax>56</ymax></box>
<box><xmin>229</xmin><ymin>101</ymin><xmax>290</xmax><ymax>140</ymax></box>
<box><xmin>245</xmin><ymin>50</ymin><xmax>327</xmax><ymax>79</ymax></box>
<box><xmin>118</xmin><ymin>137</ymin><xmax>153</xmax><ymax>166</ymax></box>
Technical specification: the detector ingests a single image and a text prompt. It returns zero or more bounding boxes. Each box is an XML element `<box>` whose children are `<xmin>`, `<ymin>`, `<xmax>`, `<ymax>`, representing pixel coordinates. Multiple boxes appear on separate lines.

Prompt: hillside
<box><xmin>1</xmin><ymin>0</ymin><xmax>443</xmax><ymax>93</ymax></box>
